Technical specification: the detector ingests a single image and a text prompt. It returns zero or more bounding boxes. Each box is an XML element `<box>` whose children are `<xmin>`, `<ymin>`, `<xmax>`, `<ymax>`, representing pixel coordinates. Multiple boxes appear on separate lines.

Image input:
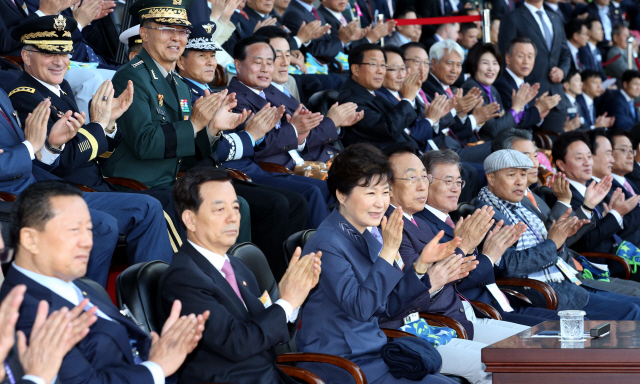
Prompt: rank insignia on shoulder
<box><xmin>131</xmin><ymin>60</ymin><xmax>144</xmax><ymax>68</ymax></box>
<box><xmin>158</xmin><ymin>94</ymin><xmax>164</xmax><ymax>107</ymax></box>
<box><xmin>8</xmin><ymin>87</ymin><xmax>35</xmax><ymax>97</ymax></box>
<box><xmin>191</xmin><ymin>88</ymin><xmax>198</xmax><ymax>94</ymax></box>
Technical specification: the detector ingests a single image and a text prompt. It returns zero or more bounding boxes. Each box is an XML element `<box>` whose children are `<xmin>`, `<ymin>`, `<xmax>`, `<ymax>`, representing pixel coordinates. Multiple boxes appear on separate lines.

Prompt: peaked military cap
<box><xmin>11</xmin><ymin>14</ymin><xmax>77</xmax><ymax>54</ymax></box>
<box><xmin>185</xmin><ymin>22</ymin><xmax>222</xmax><ymax>51</ymax></box>
<box><xmin>119</xmin><ymin>25</ymin><xmax>142</xmax><ymax>46</ymax></box>
<box><xmin>484</xmin><ymin>149</ymin><xmax>534</xmax><ymax>174</ymax></box>
<box><xmin>129</xmin><ymin>0</ymin><xmax>194</xmax><ymax>28</ymax></box>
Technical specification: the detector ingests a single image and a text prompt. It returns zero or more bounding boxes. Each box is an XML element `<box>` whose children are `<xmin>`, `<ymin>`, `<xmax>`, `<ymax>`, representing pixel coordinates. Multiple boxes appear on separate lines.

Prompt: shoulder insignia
<box><xmin>191</xmin><ymin>88</ymin><xmax>198</xmax><ymax>94</ymax></box>
<box><xmin>8</xmin><ymin>87</ymin><xmax>35</xmax><ymax>97</ymax></box>
<box><xmin>78</xmin><ymin>140</ymin><xmax>91</xmax><ymax>153</ymax></box>
<box><xmin>131</xmin><ymin>60</ymin><xmax>144</xmax><ymax>68</ymax></box>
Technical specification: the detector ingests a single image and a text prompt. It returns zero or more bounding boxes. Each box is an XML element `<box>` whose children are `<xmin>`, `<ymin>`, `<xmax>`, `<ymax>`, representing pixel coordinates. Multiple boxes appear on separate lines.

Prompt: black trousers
<box><xmin>234</xmin><ymin>179</ymin><xmax>308</xmax><ymax>280</ymax></box>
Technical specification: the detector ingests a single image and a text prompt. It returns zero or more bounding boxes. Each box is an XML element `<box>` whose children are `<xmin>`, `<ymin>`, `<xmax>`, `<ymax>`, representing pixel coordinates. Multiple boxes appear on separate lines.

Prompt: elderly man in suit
<box><xmin>157</xmin><ymin>167</ymin><xmax>321</xmax><ymax>384</ymax></box>
<box><xmin>604</xmin><ymin>26</ymin><xmax>639</xmax><ymax>85</ymax></box>
<box><xmin>175</xmin><ymin>23</ymin><xmax>308</xmax><ymax>279</ymax></box>
<box><xmin>417</xmin><ymin>149</ymin><xmax>561</xmax><ymax>324</ymax></box>
<box><xmin>493</xmin><ymin>128</ymin><xmax>640</xmax><ymax>296</ymax></box>
<box><xmin>385</xmin><ymin>144</ymin><xmax>533</xmax><ymax>384</ymax></box>
<box><xmin>604</xmin><ymin>71</ymin><xmax>640</xmax><ymax>131</ymax></box>
<box><xmin>498</xmin><ymin>0</ymin><xmax>572</xmax><ymax>134</ymax></box>
<box><xmin>0</xmin><ymin>180</ymin><xmax>208</xmax><ymax>384</ymax></box>
<box><xmin>472</xmin><ymin>149</ymin><xmax>640</xmax><ymax>320</ymax></box>
<box><xmin>317</xmin><ymin>0</ymin><xmax>385</xmax><ymax>50</ymax></box>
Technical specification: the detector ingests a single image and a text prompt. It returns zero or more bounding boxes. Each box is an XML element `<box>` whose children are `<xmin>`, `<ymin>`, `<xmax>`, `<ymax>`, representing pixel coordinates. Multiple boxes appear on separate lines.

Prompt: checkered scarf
<box><xmin>478</xmin><ymin>187</ymin><xmax>564</xmax><ymax>283</ymax></box>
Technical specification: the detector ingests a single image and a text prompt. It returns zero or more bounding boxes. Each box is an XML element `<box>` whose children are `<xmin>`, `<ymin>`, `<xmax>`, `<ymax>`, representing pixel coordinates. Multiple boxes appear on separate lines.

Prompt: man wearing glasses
<box><xmin>105</xmin><ymin>0</ymin><xmax>241</xmax><ymax>190</ymax></box>
<box><xmin>337</xmin><ymin>43</ymin><xmax>425</xmax><ymax>151</ymax></box>
<box><xmin>416</xmin><ymin>149</ymin><xmax>561</xmax><ymax>324</ymax></box>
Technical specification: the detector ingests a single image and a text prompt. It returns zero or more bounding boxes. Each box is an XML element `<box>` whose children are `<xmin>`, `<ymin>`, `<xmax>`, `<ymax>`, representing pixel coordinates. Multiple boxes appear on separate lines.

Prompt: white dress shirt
<box><xmin>568</xmin><ymin>41</ymin><xmax>580</xmax><ymax>68</ymax></box>
<box><xmin>11</xmin><ymin>263</ymin><xmax>165</xmax><ymax>384</ymax></box>
<box><xmin>597</xmin><ymin>4</ymin><xmax>612</xmax><ymax>41</ymax></box>
<box><xmin>188</xmin><ymin>241</ymin><xmax>299</xmax><ymax>322</ymax></box>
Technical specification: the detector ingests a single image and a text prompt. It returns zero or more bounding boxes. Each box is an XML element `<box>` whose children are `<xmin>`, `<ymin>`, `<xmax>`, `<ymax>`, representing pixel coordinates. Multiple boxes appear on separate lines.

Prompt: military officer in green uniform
<box><xmin>106</xmin><ymin>0</ymin><xmax>253</xmax><ymax>241</ymax></box>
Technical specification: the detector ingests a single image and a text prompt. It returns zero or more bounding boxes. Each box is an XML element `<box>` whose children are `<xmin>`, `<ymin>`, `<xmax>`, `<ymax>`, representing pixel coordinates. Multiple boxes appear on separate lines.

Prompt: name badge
<box><xmin>485</xmin><ymin>283</ymin><xmax>514</xmax><ymax>312</ymax></box>
<box><xmin>156</xmin><ymin>107</ymin><xmax>168</xmax><ymax>116</ymax></box>
<box><xmin>567</xmin><ymin>107</ymin><xmax>577</xmax><ymax>114</ymax></box>
<box><xmin>403</xmin><ymin>312</ymin><xmax>419</xmax><ymax>325</ymax></box>
<box><xmin>556</xmin><ymin>258</ymin><xmax>581</xmax><ymax>285</ymax></box>
<box><xmin>259</xmin><ymin>290</ymin><xmax>273</xmax><ymax>308</ymax></box>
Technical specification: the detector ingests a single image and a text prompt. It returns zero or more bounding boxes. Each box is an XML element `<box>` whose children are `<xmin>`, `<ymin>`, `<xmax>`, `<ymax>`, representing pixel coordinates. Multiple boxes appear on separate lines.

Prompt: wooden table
<box><xmin>482</xmin><ymin>321</ymin><xmax>640</xmax><ymax>384</ymax></box>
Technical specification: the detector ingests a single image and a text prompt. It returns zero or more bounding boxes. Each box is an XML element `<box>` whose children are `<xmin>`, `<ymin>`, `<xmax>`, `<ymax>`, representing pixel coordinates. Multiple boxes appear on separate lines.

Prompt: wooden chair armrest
<box><xmin>496</xmin><ymin>277</ymin><xmax>559</xmax><ymax>310</ymax></box>
<box><xmin>212</xmin><ymin>64</ymin><xmax>228</xmax><ymax>87</ymax></box>
<box><xmin>500</xmin><ymin>288</ymin><xmax>533</xmax><ymax>305</ymax></box>
<box><xmin>581</xmin><ymin>252</ymin><xmax>631</xmax><ymax>280</ymax></box>
<box><xmin>75</xmin><ymin>184</ymin><xmax>97</xmax><ymax>192</ymax></box>
<box><xmin>0</xmin><ymin>192</ymin><xmax>17</xmax><ymax>202</ymax></box>
<box><xmin>258</xmin><ymin>162</ymin><xmax>294</xmax><ymax>174</ymax></box>
<box><xmin>227</xmin><ymin>168</ymin><xmax>252</xmax><ymax>182</ymax></box>
<box><xmin>539</xmin><ymin>130</ymin><xmax>561</xmax><ymax>138</ymax></box>
<box><xmin>0</xmin><ymin>55</ymin><xmax>23</xmax><ymax>69</ymax></box>
<box><xmin>277</xmin><ymin>365</ymin><xmax>323</xmax><ymax>384</ymax></box>
<box><xmin>381</xmin><ymin>328</ymin><xmax>419</xmax><ymax>339</ymax></box>
<box><xmin>104</xmin><ymin>177</ymin><xmax>149</xmax><ymax>191</ymax></box>
<box><xmin>278</xmin><ymin>352</ymin><xmax>367</xmax><ymax>384</ymax></box>
<box><xmin>470</xmin><ymin>300</ymin><xmax>502</xmax><ymax>320</ymax></box>
<box><xmin>419</xmin><ymin>313</ymin><xmax>468</xmax><ymax>340</ymax></box>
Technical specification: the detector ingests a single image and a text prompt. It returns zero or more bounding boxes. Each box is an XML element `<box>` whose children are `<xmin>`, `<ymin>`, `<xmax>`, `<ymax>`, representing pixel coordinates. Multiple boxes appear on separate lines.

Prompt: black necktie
<box><xmin>165</xmin><ymin>73</ymin><xmax>172</xmax><ymax>86</ymax></box>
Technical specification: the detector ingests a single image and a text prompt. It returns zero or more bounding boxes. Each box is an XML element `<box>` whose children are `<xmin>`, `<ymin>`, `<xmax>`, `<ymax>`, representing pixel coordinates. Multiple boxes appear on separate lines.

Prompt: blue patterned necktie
<box><xmin>535</xmin><ymin>10</ymin><xmax>553</xmax><ymax>51</ymax></box>
<box><xmin>85</xmin><ymin>44</ymin><xmax>100</xmax><ymax>64</ymax></box>
<box><xmin>282</xmin><ymin>85</ymin><xmax>292</xmax><ymax>99</ymax></box>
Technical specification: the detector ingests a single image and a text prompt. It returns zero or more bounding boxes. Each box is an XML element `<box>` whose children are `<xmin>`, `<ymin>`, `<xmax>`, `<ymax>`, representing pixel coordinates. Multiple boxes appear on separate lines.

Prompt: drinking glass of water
<box><xmin>558</xmin><ymin>310</ymin><xmax>586</xmax><ymax>341</ymax></box>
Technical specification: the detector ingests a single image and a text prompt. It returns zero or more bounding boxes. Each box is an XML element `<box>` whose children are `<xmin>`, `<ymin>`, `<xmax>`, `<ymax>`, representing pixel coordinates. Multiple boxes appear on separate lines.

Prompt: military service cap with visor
<box><xmin>11</xmin><ymin>14</ymin><xmax>77</xmax><ymax>54</ymax></box>
<box><xmin>129</xmin><ymin>0</ymin><xmax>194</xmax><ymax>28</ymax></box>
<box><xmin>185</xmin><ymin>22</ymin><xmax>223</xmax><ymax>51</ymax></box>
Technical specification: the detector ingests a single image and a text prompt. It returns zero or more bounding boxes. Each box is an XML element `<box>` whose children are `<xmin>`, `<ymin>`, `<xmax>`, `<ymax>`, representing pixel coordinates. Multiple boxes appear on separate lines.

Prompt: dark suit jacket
<box><xmin>8</xmin><ymin>72</ymin><xmax>118</xmax><ymax>192</ymax></box>
<box><xmin>383</xmin><ymin>205</ymin><xmax>476</xmax><ymax>338</ymax></box>
<box><xmin>337</xmin><ymin>77</ymin><xmax>420</xmax><ymax>150</ymax></box>
<box><xmin>493</xmin><ymin>71</ymin><xmax>542</xmax><ymax>130</ymax></box>
<box><xmin>226</xmin><ymin>77</ymin><xmax>339</xmax><ymax>170</ymax></box>
<box><xmin>625</xmin><ymin>161</ymin><xmax>640</xmax><ymax>193</ymax></box>
<box><xmin>317</xmin><ymin>5</ymin><xmax>368</xmax><ymax>53</ymax></box>
<box><xmin>0</xmin><ymin>266</ymin><xmax>155</xmax><ymax>384</ymax></box>
<box><xmin>568</xmin><ymin>181</ymin><xmax>623</xmax><ymax>255</ymax></box>
<box><xmin>497</xmin><ymin>5</ymin><xmax>571</xmax><ymax>102</ymax></box>
<box><xmin>575</xmin><ymin>93</ymin><xmax>594</xmax><ymax>128</ymax></box>
<box><xmin>157</xmin><ymin>241</ymin><xmax>295</xmax><ymax>384</ymax></box>
<box><xmin>296</xmin><ymin>209</ymin><xmax>432</xmax><ymax>383</ymax></box>
<box><xmin>585</xmin><ymin>2</ymin><xmax>625</xmax><ymax>44</ymax></box>
<box><xmin>375</xmin><ymin>87</ymin><xmax>434</xmax><ymax>145</ymax></box>
<box><xmin>578</xmin><ymin>44</ymin><xmax>606</xmax><ymax>79</ymax></box>
<box><xmin>281</xmin><ymin>0</ymin><xmax>344</xmax><ymax>59</ymax></box>
<box><xmin>0</xmin><ymin>0</ymin><xmax>30</xmax><ymax>55</ymax></box>
<box><xmin>605</xmin><ymin>89</ymin><xmax>639</xmax><ymax>131</ymax></box>
<box><xmin>471</xmin><ymin>197</ymin><xmax>590</xmax><ymax>311</ymax></box>
<box><xmin>461</xmin><ymin>78</ymin><xmax>515</xmax><ymax>140</ymax></box>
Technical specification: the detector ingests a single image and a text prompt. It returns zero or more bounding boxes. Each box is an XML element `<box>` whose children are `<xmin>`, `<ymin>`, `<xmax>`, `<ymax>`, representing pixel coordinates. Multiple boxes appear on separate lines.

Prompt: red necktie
<box><xmin>445</xmin><ymin>87</ymin><xmax>454</xmax><ymax>98</ymax></box>
<box><xmin>311</xmin><ymin>7</ymin><xmax>321</xmax><ymax>21</ymax></box>
<box><xmin>239</xmin><ymin>9</ymin><xmax>249</xmax><ymax>19</ymax></box>
<box><xmin>526</xmin><ymin>192</ymin><xmax>539</xmax><ymax>210</ymax></box>
<box><xmin>445</xmin><ymin>216</ymin><xmax>455</xmax><ymax>229</ymax></box>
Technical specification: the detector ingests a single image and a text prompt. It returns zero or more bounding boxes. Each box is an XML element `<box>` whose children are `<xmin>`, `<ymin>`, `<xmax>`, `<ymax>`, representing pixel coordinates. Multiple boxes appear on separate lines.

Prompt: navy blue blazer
<box><xmin>375</xmin><ymin>87</ymin><xmax>434</xmax><ymax>144</ymax></box>
<box><xmin>605</xmin><ymin>89</ymin><xmax>639</xmax><ymax>131</ymax></box>
<box><xmin>585</xmin><ymin>2</ymin><xmax>625</xmax><ymax>43</ymax></box>
<box><xmin>626</xmin><ymin>161</ymin><xmax>640</xmax><ymax>194</ymax></box>
<box><xmin>492</xmin><ymin>72</ymin><xmax>542</xmax><ymax>130</ymax></box>
<box><xmin>575</xmin><ymin>93</ymin><xmax>594</xmax><ymax>128</ymax></box>
<box><xmin>383</xmin><ymin>205</ymin><xmax>476</xmax><ymax>339</ymax></box>
<box><xmin>0</xmin><ymin>88</ymin><xmax>60</xmax><ymax>195</ymax></box>
<box><xmin>317</xmin><ymin>5</ymin><xmax>368</xmax><ymax>53</ymax></box>
<box><xmin>157</xmin><ymin>241</ymin><xmax>295</xmax><ymax>384</ymax></box>
<box><xmin>281</xmin><ymin>0</ymin><xmax>344</xmax><ymax>59</ymax></box>
<box><xmin>8</xmin><ymin>72</ymin><xmax>120</xmax><ymax>192</ymax></box>
<box><xmin>296</xmin><ymin>209</ymin><xmax>433</xmax><ymax>383</ymax></box>
<box><xmin>578</xmin><ymin>45</ymin><xmax>606</xmax><ymax>79</ymax></box>
<box><xmin>0</xmin><ymin>266</ymin><xmax>155</xmax><ymax>384</ymax></box>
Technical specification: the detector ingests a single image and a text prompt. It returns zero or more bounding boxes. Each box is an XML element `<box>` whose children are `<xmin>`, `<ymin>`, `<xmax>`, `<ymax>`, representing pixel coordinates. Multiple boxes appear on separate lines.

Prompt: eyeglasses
<box><xmin>145</xmin><ymin>26</ymin><xmax>191</xmax><ymax>37</ymax></box>
<box><xmin>386</xmin><ymin>66</ymin><xmax>407</xmax><ymax>73</ymax></box>
<box><xmin>355</xmin><ymin>62</ymin><xmax>387</xmax><ymax>70</ymax></box>
<box><xmin>614</xmin><ymin>148</ymin><xmax>637</xmax><ymax>157</ymax></box>
<box><xmin>395</xmin><ymin>175</ymin><xmax>432</xmax><ymax>185</ymax></box>
<box><xmin>405</xmin><ymin>58</ymin><xmax>430</xmax><ymax>67</ymax></box>
<box><xmin>432</xmin><ymin>177</ymin><xmax>465</xmax><ymax>190</ymax></box>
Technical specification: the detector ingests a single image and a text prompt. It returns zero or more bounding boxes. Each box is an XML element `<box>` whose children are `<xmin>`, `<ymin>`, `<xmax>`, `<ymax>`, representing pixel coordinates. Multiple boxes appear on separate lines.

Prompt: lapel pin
<box><xmin>151</xmin><ymin>69</ymin><xmax>158</xmax><ymax>80</ymax></box>
<box><xmin>158</xmin><ymin>94</ymin><xmax>164</xmax><ymax>107</ymax></box>
<box><xmin>82</xmin><ymin>291</ymin><xmax>87</xmax><ymax>296</ymax></box>
<box><xmin>242</xmin><ymin>281</ymin><xmax>247</xmax><ymax>286</ymax></box>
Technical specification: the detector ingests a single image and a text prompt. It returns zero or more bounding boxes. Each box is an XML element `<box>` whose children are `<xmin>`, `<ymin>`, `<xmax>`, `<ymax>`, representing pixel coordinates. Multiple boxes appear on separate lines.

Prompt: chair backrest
<box><xmin>450</xmin><ymin>202</ymin><xmax>476</xmax><ymax>223</ymax></box>
<box><xmin>116</xmin><ymin>261</ymin><xmax>169</xmax><ymax>334</ymax></box>
<box><xmin>283</xmin><ymin>229</ymin><xmax>317</xmax><ymax>263</ymax></box>
<box><xmin>307</xmin><ymin>90</ymin><xmax>339</xmax><ymax>116</ymax></box>
<box><xmin>228</xmin><ymin>242</ymin><xmax>280</xmax><ymax>301</ymax></box>
<box><xmin>531</xmin><ymin>186</ymin><xmax>557</xmax><ymax>209</ymax></box>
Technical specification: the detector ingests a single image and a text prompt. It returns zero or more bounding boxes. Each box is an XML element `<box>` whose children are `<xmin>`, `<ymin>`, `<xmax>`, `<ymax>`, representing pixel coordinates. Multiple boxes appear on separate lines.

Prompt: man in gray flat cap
<box><xmin>472</xmin><ymin>149</ymin><xmax>640</xmax><ymax>320</ymax></box>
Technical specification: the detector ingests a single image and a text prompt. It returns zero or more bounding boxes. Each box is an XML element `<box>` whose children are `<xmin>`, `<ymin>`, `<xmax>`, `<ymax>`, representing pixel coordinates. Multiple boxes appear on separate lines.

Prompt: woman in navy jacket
<box><xmin>296</xmin><ymin>143</ymin><xmax>455</xmax><ymax>384</ymax></box>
